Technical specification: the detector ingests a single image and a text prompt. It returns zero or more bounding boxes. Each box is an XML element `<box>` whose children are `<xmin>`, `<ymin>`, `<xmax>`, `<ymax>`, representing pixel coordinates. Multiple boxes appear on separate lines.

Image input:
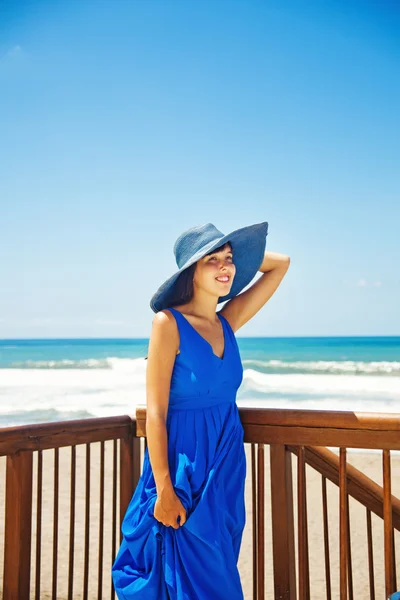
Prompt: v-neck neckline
<box><xmin>170</xmin><ymin>308</ymin><xmax>227</xmax><ymax>361</ymax></box>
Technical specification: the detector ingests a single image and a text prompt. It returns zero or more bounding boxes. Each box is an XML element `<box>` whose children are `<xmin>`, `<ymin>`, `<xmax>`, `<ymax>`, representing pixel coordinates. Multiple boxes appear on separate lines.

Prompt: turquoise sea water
<box><xmin>0</xmin><ymin>336</ymin><xmax>399</xmax><ymax>427</ymax></box>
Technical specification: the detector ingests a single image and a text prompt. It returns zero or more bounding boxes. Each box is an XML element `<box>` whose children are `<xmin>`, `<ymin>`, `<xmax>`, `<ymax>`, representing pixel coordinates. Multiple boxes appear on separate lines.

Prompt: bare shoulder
<box><xmin>151</xmin><ymin>309</ymin><xmax>178</xmax><ymax>336</ymax></box>
<box><xmin>153</xmin><ymin>308</ymin><xmax>176</xmax><ymax>325</ymax></box>
<box><xmin>150</xmin><ymin>309</ymin><xmax>180</xmax><ymax>351</ymax></box>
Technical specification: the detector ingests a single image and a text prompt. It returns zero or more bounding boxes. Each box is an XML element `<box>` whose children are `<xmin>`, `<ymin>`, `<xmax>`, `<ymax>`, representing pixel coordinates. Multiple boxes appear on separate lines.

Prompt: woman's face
<box><xmin>193</xmin><ymin>244</ymin><xmax>236</xmax><ymax>298</ymax></box>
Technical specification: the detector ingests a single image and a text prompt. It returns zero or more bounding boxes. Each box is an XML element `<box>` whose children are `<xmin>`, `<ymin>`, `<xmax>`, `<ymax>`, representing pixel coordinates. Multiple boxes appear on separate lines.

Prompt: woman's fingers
<box><xmin>153</xmin><ymin>494</ymin><xmax>188</xmax><ymax>528</ymax></box>
<box><xmin>163</xmin><ymin>511</ymin><xmax>185</xmax><ymax>529</ymax></box>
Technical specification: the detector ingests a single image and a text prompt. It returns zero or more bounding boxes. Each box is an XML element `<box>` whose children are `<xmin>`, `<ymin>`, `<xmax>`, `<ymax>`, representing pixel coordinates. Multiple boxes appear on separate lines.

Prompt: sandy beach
<box><xmin>1</xmin><ymin>441</ymin><xmax>400</xmax><ymax>599</ymax></box>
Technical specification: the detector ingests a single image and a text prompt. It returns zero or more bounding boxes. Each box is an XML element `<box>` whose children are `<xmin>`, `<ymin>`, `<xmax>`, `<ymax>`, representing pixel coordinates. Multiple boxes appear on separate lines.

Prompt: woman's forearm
<box><xmin>146</xmin><ymin>414</ymin><xmax>174</xmax><ymax>496</ymax></box>
<box><xmin>258</xmin><ymin>251</ymin><xmax>290</xmax><ymax>273</ymax></box>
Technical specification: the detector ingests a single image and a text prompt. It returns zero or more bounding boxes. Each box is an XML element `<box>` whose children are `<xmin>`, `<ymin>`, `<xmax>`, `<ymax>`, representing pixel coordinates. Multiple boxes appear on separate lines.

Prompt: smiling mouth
<box><xmin>215</xmin><ymin>276</ymin><xmax>230</xmax><ymax>283</ymax></box>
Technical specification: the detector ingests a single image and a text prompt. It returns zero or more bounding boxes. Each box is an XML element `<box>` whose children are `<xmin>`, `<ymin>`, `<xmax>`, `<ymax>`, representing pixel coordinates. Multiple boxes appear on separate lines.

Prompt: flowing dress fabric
<box><xmin>112</xmin><ymin>307</ymin><xmax>246</xmax><ymax>600</ymax></box>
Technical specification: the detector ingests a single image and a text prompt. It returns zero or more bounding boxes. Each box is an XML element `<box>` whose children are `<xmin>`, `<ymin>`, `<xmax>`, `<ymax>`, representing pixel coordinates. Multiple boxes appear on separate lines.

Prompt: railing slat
<box><xmin>298</xmin><ymin>446</ymin><xmax>309</xmax><ymax>600</ymax></box>
<box><xmin>83</xmin><ymin>443</ymin><xmax>91</xmax><ymax>600</ymax></box>
<box><xmin>119</xmin><ymin>436</ymin><xmax>133</xmax><ymax>543</ymax></box>
<box><xmin>383</xmin><ymin>449</ymin><xmax>395</xmax><ymax>597</ymax></box>
<box><xmin>257</xmin><ymin>444</ymin><xmax>265</xmax><ymax>600</ymax></box>
<box><xmin>35</xmin><ymin>450</ymin><xmax>43</xmax><ymax>600</ymax></box>
<box><xmin>133</xmin><ymin>435</ymin><xmax>141</xmax><ymax>490</ymax></box>
<box><xmin>346</xmin><ymin>494</ymin><xmax>353</xmax><ymax>600</ymax></box>
<box><xmin>322</xmin><ymin>475</ymin><xmax>332</xmax><ymax>600</ymax></box>
<box><xmin>251</xmin><ymin>443</ymin><xmax>257</xmax><ymax>600</ymax></box>
<box><xmin>392</xmin><ymin>528</ymin><xmax>397</xmax><ymax>591</ymax></box>
<box><xmin>68</xmin><ymin>445</ymin><xmax>76</xmax><ymax>600</ymax></box>
<box><xmin>304</xmin><ymin>468</ymin><xmax>310</xmax><ymax>599</ymax></box>
<box><xmin>52</xmin><ymin>447</ymin><xmax>59</xmax><ymax>600</ymax></box>
<box><xmin>111</xmin><ymin>438</ymin><xmax>118</xmax><ymax>600</ymax></box>
<box><xmin>339</xmin><ymin>448</ymin><xmax>348</xmax><ymax>600</ymax></box>
<box><xmin>98</xmin><ymin>441</ymin><xmax>105</xmax><ymax>600</ymax></box>
<box><xmin>366</xmin><ymin>508</ymin><xmax>375</xmax><ymax>600</ymax></box>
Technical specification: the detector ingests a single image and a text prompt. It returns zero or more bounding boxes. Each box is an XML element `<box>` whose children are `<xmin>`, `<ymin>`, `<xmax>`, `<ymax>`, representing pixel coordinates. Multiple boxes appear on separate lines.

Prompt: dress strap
<box><xmin>167</xmin><ymin>307</ymin><xmax>182</xmax><ymax>323</ymax></box>
<box><xmin>165</xmin><ymin>307</ymin><xmax>186</xmax><ymax>337</ymax></box>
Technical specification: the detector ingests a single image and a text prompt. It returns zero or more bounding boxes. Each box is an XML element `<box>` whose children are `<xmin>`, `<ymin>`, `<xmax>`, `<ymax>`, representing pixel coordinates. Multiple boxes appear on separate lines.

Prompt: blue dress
<box><xmin>112</xmin><ymin>307</ymin><xmax>246</xmax><ymax>599</ymax></box>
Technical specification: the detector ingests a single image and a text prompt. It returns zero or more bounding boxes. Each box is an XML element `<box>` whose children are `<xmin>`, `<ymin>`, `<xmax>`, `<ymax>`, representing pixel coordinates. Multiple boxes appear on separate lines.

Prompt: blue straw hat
<box><xmin>150</xmin><ymin>221</ymin><xmax>269</xmax><ymax>313</ymax></box>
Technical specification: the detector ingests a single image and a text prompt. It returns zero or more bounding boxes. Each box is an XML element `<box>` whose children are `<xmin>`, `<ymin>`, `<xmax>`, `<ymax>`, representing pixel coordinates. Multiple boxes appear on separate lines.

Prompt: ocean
<box><xmin>0</xmin><ymin>336</ymin><xmax>400</xmax><ymax>428</ymax></box>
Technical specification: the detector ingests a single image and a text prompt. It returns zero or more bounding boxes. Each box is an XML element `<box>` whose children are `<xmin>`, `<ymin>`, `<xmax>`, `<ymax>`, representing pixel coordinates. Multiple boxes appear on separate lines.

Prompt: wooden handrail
<box><xmin>238</xmin><ymin>407</ymin><xmax>400</xmax><ymax>431</ymax></box>
<box><xmin>137</xmin><ymin>405</ymin><xmax>400</xmax><ymax>448</ymax></box>
<box><xmin>238</xmin><ymin>407</ymin><xmax>400</xmax><ymax>449</ymax></box>
<box><xmin>0</xmin><ymin>415</ymin><xmax>136</xmax><ymax>456</ymax></box>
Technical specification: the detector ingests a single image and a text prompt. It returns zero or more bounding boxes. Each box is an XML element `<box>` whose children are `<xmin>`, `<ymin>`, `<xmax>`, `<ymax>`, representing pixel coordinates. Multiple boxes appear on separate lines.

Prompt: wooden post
<box><xmin>270</xmin><ymin>444</ymin><xmax>297</xmax><ymax>600</ymax></box>
<box><xmin>119</xmin><ymin>417</ymin><xmax>141</xmax><ymax>541</ymax></box>
<box><xmin>3</xmin><ymin>450</ymin><xmax>34</xmax><ymax>600</ymax></box>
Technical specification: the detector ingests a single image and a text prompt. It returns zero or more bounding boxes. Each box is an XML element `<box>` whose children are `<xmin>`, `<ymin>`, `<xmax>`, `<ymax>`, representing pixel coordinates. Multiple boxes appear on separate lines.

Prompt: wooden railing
<box><xmin>0</xmin><ymin>415</ymin><xmax>141</xmax><ymax>600</ymax></box>
<box><xmin>1</xmin><ymin>407</ymin><xmax>400</xmax><ymax>599</ymax></box>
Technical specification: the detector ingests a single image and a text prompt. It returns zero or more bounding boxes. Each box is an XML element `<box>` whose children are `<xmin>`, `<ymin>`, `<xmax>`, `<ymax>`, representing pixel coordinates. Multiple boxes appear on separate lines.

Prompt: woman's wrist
<box><xmin>156</xmin><ymin>473</ymin><xmax>174</xmax><ymax>496</ymax></box>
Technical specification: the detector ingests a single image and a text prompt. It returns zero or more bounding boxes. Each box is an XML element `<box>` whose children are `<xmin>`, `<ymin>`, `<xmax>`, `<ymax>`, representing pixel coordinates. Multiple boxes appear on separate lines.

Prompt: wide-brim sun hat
<box><xmin>150</xmin><ymin>221</ymin><xmax>269</xmax><ymax>313</ymax></box>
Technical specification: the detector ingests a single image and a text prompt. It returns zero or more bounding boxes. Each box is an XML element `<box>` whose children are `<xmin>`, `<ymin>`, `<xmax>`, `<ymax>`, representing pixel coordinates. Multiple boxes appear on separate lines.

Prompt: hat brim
<box><xmin>150</xmin><ymin>221</ymin><xmax>269</xmax><ymax>313</ymax></box>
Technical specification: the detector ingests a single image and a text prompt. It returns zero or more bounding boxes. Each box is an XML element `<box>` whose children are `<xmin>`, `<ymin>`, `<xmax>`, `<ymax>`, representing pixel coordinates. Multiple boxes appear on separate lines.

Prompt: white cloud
<box><xmin>28</xmin><ymin>317</ymin><xmax>61</xmax><ymax>326</ymax></box>
<box><xmin>1</xmin><ymin>44</ymin><xmax>23</xmax><ymax>62</ymax></box>
<box><xmin>19</xmin><ymin>317</ymin><xmax>132</xmax><ymax>327</ymax></box>
<box><xmin>92</xmin><ymin>318</ymin><xmax>131</xmax><ymax>326</ymax></box>
<box><xmin>7</xmin><ymin>45</ymin><xmax>22</xmax><ymax>57</ymax></box>
<box><xmin>353</xmin><ymin>279</ymin><xmax>383</xmax><ymax>288</ymax></box>
<box><xmin>342</xmin><ymin>279</ymin><xmax>383</xmax><ymax>288</ymax></box>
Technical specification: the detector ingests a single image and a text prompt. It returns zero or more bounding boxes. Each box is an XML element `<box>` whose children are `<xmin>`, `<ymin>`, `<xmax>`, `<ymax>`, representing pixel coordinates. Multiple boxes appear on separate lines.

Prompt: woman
<box><xmin>112</xmin><ymin>221</ymin><xmax>290</xmax><ymax>599</ymax></box>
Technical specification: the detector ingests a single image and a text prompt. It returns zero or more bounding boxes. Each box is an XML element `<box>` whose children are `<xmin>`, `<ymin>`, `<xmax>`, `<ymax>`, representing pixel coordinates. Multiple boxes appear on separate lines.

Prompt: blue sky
<box><xmin>1</xmin><ymin>0</ymin><xmax>399</xmax><ymax>338</ymax></box>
